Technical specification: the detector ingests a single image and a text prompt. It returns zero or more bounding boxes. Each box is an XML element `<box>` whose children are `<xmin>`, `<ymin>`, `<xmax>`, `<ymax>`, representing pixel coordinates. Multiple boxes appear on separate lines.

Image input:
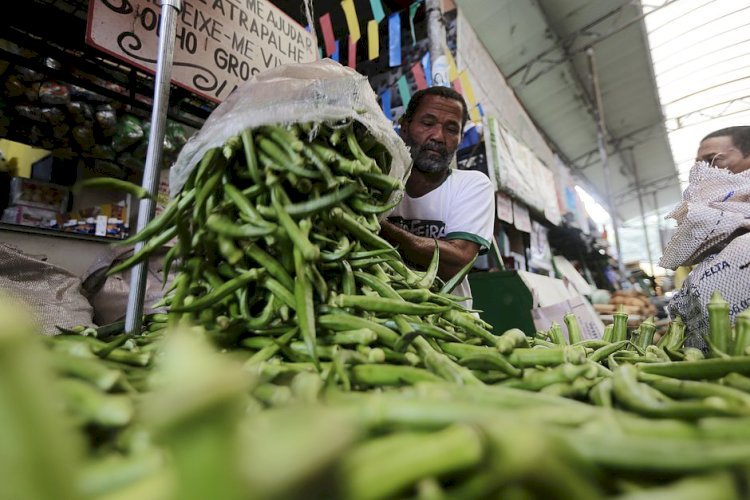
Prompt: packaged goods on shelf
<box><xmin>64</xmin><ymin>199</ymin><xmax>129</xmax><ymax>238</ymax></box>
<box><xmin>8</xmin><ymin>176</ymin><xmax>69</xmax><ymax>212</ymax></box>
<box><xmin>1</xmin><ymin>205</ymin><xmax>58</xmax><ymax>228</ymax></box>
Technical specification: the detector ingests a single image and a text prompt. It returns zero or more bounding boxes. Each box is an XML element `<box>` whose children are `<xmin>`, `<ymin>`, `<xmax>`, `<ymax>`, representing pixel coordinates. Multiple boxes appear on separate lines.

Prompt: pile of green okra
<box><xmin>6</xmin><ymin>119</ymin><xmax>750</xmax><ymax>499</ymax></box>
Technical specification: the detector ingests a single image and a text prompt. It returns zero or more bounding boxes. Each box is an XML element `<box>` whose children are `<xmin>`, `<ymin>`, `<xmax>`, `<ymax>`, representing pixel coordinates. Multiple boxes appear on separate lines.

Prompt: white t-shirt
<box><xmin>387</xmin><ymin>168</ymin><xmax>495</xmax><ymax>309</ymax></box>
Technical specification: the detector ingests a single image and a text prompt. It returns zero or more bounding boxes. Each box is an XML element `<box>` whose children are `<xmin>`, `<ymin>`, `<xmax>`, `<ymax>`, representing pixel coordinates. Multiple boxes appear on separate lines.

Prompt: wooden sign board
<box><xmin>86</xmin><ymin>0</ymin><xmax>317</xmax><ymax>103</ymax></box>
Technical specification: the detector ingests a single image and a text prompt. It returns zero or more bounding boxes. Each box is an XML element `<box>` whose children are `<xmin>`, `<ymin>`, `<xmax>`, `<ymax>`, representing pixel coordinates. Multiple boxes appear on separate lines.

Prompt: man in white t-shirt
<box><xmin>380</xmin><ymin>86</ymin><xmax>495</xmax><ymax>310</ymax></box>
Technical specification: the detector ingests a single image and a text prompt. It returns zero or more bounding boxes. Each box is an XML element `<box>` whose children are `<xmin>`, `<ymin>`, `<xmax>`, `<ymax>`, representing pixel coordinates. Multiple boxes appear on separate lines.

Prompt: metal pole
<box><xmin>586</xmin><ymin>47</ymin><xmax>626</xmax><ymax>279</ymax></box>
<box><xmin>630</xmin><ymin>152</ymin><xmax>654</xmax><ymax>276</ymax></box>
<box><xmin>125</xmin><ymin>0</ymin><xmax>182</xmax><ymax>335</ymax></box>
<box><xmin>425</xmin><ymin>0</ymin><xmax>449</xmax><ymax>86</ymax></box>
<box><xmin>652</xmin><ymin>191</ymin><xmax>665</xmax><ymax>252</ymax></box>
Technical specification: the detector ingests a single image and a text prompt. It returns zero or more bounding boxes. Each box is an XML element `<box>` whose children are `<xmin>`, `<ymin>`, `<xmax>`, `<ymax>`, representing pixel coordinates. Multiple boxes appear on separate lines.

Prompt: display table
<box><xmin>469</xmin><ymin>270</ymin><xmax>604</xmax><ymax>339</ymax></box>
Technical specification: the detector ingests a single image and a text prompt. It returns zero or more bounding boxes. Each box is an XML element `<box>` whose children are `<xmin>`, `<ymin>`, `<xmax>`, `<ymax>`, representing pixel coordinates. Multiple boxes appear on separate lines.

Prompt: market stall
<box><xmin>5</xmin><ymin>1</ymin><xmax>750</xmax><ymax>499</ymax></box>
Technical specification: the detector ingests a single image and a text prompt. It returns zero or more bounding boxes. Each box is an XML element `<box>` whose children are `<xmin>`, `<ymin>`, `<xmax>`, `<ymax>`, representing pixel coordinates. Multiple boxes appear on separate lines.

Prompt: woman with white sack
<box><xmin>660</xmin><ymin>126</ymin><xmax>750</xmax><ymax>353</ymax></box>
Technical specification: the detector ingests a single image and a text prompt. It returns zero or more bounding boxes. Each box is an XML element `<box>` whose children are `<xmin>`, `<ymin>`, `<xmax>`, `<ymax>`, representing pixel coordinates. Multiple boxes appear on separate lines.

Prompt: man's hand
<box><xmin>379</xmin><ymin>220</ymin><xmax>480</xmax><ymax>281</ymax></box>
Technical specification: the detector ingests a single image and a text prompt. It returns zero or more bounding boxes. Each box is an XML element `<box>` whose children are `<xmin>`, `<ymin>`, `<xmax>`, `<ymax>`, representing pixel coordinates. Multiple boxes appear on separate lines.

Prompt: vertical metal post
<box><xmin>587</xmin><ymin>48</ymin><xmax>626</xmax><ymax>279</ymax></box>
<box><xmin>652</xmin><ymin>191</ymin><xmax>665</xmax><ymax>252</ymax></box>
<box><xmin>125</xmin><ymin>0</ymin><xmax>182</xmax><ymax>335</ymax></box>
<box><xmin>630</xmin><ymin>152</ymin><xmax>654</xmax><ymax>276</ymax></box>
<box><xmin>425</xmin><ymin>0</ymin><xmax>449</xmax><ymax>86</ymax></box>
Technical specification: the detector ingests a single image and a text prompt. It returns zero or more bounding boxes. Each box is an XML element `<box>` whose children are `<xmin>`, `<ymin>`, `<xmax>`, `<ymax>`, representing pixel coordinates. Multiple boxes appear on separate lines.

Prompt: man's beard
<box><xmin>405</xmin><ymin>138</ymin><xmax>454</xmax><ymax>174</ymax></box>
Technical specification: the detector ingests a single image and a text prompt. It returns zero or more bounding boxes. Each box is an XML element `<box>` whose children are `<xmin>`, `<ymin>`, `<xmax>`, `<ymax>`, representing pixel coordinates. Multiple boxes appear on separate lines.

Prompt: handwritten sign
<box><xmin>512</xmin><ymin>200</ymin><xmax>531</xmax><ymax>233</ymax></box>
<box><xmin>86</xmin><ymin>0</ymin><xmax>317</xmax><ymax>103</ymax></box>
<box><xmin>495</xmin><ymin>191</ymin><xmax>513</xmax><ymax>224</ymax></box>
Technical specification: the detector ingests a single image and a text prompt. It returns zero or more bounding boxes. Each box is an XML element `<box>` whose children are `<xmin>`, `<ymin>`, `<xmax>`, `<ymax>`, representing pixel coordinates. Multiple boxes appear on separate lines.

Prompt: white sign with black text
<box><xmin>86</xmin><ymin>0</ymin><xmax>317</xmax><ymax>103</ymax></box>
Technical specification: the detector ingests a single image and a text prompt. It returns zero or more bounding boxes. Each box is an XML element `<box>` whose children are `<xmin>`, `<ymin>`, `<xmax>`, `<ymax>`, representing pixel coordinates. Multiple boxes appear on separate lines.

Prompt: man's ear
<box><xmin>398</xmin><ymin>118</ymin><xmax>408</xmax><ymax>139</ymax></box>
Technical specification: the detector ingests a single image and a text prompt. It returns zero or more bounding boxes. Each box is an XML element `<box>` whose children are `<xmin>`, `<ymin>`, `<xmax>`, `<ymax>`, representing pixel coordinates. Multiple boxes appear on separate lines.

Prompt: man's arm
<box><xmin>380</xmin><ymin>220</ymin><xmax>480</xmax><ymax>281</ymax></box>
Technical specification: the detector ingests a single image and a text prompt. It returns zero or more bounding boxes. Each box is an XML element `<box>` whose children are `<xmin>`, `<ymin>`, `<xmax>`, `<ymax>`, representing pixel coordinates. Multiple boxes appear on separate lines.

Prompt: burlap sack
<box><xmin>81</xmin><ymin>246</ymin><xmax>175</xmax><ymax>325</ymax></box>
<box><xmin>0</xmin><ymin>243</ymin><xmax>95</xmax><ymax>335</ymax></box>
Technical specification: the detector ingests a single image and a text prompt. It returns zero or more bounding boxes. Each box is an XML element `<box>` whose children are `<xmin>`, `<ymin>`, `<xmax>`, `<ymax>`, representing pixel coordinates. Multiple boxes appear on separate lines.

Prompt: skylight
<box><xmin>642</xmin><ymin>0</ymin><xmax>750</xmax><ymax>188</ymax></box>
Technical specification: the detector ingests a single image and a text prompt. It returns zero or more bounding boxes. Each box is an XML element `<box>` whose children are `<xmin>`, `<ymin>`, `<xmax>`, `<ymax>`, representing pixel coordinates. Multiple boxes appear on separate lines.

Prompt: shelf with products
<box><xmin>0</xmin><ymin>221</ymin><xmax>116</xmax><ymax>244</ymax></box>
<box><xmin>0</xmin><ymin>155</ymin><xmax>133</xmax><ymax>241</ymax></box>
<box><xmin>0</xmin><ymin>4</ymin><xmax>210</xmax><ymax>242</ymax></box>
<box><xmin>0</xmin><ymin>35</ymin><xmax>199</xmax><ymax>176</ymax></box>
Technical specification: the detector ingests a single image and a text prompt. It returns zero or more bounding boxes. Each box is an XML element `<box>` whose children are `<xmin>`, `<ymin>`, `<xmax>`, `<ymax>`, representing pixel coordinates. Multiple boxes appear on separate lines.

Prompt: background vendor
<box><xmin>380</xmin><ymin>87</ymin><xmax>495</xmax><ymax>310</ymax></box>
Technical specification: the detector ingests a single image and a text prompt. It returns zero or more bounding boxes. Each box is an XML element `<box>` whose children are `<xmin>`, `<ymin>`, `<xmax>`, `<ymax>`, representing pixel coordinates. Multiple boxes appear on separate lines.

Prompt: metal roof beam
<box><xmin>507</xmin><ymin>0</ymin><xmax>680</xmax><ymax>86</ymax></box>
<box><xmin>666</xmin><ymin>95</ymin><xmax>750</xmax><ymax>131</ymax></box>
<box><xmin>614</xmin><ymin>174</ymin><xmax>680</xmax><ymax>204</ymax></box>
<box><xmin>569</xmin><ymin>122</ymin><xmax>663</xmax><ymax>170</ymax></box>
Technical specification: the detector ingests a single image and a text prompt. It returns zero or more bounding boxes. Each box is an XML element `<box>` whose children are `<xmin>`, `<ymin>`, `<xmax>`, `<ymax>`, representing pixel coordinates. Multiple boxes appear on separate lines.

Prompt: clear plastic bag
<box><xmin>95</xmin><ymin>105</ymin><xmax>118</xmax><ymax>136</ymax></box>
<box><xmin>169</xmin><ymin>59</ymin><xmax>411</xmax><ymax>206</ymax></box>
<box><xmin>111</xmin><ymin>114</ymin><xmax>144</xmax><ymax>152</ymax></box>
<box><xmin>67</xmin><ymin>101</ymin><xmax>94</xmax><ymax>124</ymax></box>
<box><xmin>39</xmin><ymin>81</ymin><xmax>70</xmax><ymax>105</ymax></box>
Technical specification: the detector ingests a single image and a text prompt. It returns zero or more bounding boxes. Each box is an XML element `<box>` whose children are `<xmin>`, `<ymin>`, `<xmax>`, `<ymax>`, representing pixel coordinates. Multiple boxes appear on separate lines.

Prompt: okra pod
<box><xmin>416</xmin><ymin>240</ymin><xmax>440</xmax><ymax>289</ymax></box>
<box><xmin>563</xmin><ymin>312</ymin><xmax>583</xmax><ymax>345</ymax></box>
<box><xmin>57</xmin><ymin>378</ymin><xmax>134</xmax><ymax>427</ymax></box>
<box><xmin>638</xmin><ymin>357</ymin><xmax>750</xmax><ymax>380</ymax></box>
<box><xmin>318</xmin><ymin>313</ymin><xmax>400</xmax><ymax>349</ymax></box>
<box><xmin>731</xmin><ymin>309</ymin><xmax>750</xmax><ymax>357</ymax></box>
<box><xmin>245</xmin><ymin>244</ymin><xmax>294</xmax><ymax>292</ymax></box>
<box><xmin>708</xmin><ymin>291</ymin><xmax>731</xmax><ymax>357</ymax></box>
<box><xmin>294</xmin><ymin>247</ymin><xmax>319</xmax><ymax>369</ymax></box>
<box><xmin>548</xmin><ymin>322</ymin><xmax>567</xmax><ymax>346</ymax></box>
<box><xmin>588</xmin><ymin>340</ymin><xmax>630</xmax><ymax>363</ymax></box>
<box><xmin>333</xmin><ymin>294</ymin><xmax>450</xmax><ymax>315</ymax></box>
<box><xmin>494</xmin><ymin>328</ymin><xmax>530</xmax><ymax>354</ymax></box>
<box><xmin>350</xmin><ymin>364</ymin><xmax>443</xmax><ymax>386</ymax></box>
<box><xmin>502</xmin><ymin>363</ymin><xmax>596</xmax><ymax>392</ymax></box>
<box><xmin>439</xmin><ymin>253</ymin><xmax>478</xmax><ymax>295</ymax></box>
<box><xmin>611</xmin><ymin>307</ymin><xmax>629</xmax><ymax>343</ymax></box>
<box><xmin>206</xmin><ymin>213</ymin><xmax>277</xmax><ymax>239</ymax></box>
<box><xmin>171</xmin><ymin>268</ymin><xmax>264</xmax><ymax>312</ymax></box>
<box><xmin>50</xmin><ymin>351</ymin><xmax>122</xmax><ymax>392</ymax></box>
<box><xmin>639</xmin><ymin>371</ymin><xmax>750</xmax><ymax>409</ymax></box>
<box><xmin>612</xmin><ymin>364</ymin><xmax>742</xmax><ymax>419</ymax></box>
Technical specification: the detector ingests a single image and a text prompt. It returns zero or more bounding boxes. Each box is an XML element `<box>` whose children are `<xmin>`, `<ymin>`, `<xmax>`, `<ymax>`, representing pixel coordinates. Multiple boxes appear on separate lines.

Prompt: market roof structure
<box><xmin>26</xmin><ymin>0</ymin><xmax>747</xmax><ymax>229</ymax></box>
<box><xmin>455</xmin><ymin>0</ymin><xmax>684</xmax><ymax>225</ymax></box>
<box><xmin>643</xmin><ymin>0</ymin><xmax>750</xmax><ymax>188</ymax></box>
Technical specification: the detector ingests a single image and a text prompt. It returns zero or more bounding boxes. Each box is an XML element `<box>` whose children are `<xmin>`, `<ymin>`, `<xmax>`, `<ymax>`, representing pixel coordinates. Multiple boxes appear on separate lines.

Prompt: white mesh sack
<box><xmin>659</xmin><ymin>161</ymin><xmax>750</xmax><ymax>270</ymax></box>
<box><xmin>170</xmin><ymin>59</ymin><xmax>411</xmax><ymax>209</ymax></box>
<box><xmin>659</xmin><ymin>161</ymin><xmax>750</xmax><ymax>350</ymax></box>
<box><xmin>668</xmin><ymin>232</ymin><xmax>750</xmax><ymax>351</ymax></box>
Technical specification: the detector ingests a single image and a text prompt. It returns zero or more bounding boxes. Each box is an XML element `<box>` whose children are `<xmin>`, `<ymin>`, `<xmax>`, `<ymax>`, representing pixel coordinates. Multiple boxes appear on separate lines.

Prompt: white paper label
<box><xmin>495</xmin><ymin>191</ymin><xmax>513</xmax><ymax>224</ymax></box>
<box><xmin>513</xmin><ymin>201</ymin><xmax>531</xmax><ymax>233</ymax></box>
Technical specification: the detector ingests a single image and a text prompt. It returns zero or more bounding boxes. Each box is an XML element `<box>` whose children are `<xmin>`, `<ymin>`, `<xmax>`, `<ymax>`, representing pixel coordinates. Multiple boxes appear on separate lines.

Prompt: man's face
<box><xmin>401</xmin><ymin>94</ymin><xmax>464</xmax><ymax>174</ymax></box>
<box><xmin>696</xmin><ymin>136</ymin><xmax>750</xmax><ymax>174</ymax></box>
